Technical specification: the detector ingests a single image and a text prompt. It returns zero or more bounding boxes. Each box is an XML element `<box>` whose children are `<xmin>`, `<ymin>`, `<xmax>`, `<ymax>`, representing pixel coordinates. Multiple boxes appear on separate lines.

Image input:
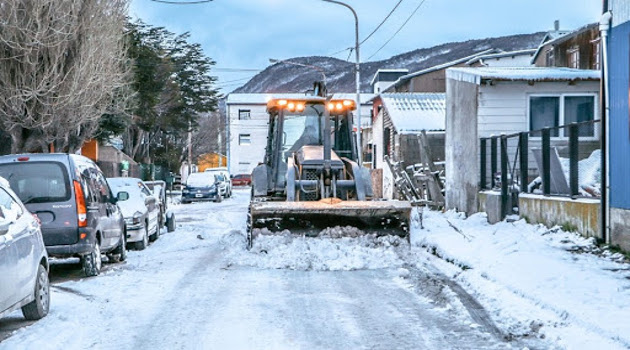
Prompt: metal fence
<box><xmin>479</xmin><ymin>119</ymin><xmax>601</xmax><ymax>218</ymax></box>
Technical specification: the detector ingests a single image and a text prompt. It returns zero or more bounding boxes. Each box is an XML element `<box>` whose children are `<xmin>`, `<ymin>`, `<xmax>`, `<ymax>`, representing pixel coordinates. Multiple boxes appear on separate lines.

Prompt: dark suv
<box><xmin>0</xmin><ymin>154</ymin><xmax>126</xmax><ymax>277</ymax></box>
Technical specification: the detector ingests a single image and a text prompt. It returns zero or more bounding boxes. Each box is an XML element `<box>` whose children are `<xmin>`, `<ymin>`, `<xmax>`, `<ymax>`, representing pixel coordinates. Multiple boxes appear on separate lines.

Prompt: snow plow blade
<box><xmin>248</xmin><ymin>199</ymin><xmax>411</xmax><ymax>247</ymax></box>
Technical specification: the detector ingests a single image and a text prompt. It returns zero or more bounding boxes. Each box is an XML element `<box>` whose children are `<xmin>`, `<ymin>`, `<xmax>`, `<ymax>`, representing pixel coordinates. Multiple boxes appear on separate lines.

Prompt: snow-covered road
<box><xmin>0</xmin><ymin>188</ymin><xmax>535</xmax><ymax>350</ymax></box>
<box><xmin>3</xmin><ymin>187</ymin><xmax>628</xmax><ymax>349</ymax></box>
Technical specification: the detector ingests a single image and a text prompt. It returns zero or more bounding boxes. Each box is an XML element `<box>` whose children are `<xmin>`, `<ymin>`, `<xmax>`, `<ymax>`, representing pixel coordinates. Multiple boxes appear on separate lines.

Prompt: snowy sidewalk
<box><xmin>411</xmin><ymin>210</ymin><xmax>630</xmax><ymax>350</ymax></box>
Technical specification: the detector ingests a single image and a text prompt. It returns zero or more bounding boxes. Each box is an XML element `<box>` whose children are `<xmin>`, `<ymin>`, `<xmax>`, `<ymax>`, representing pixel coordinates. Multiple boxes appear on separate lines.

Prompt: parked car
<box><xmin>204</xmin><ymin>167</ymin><xmax>232</xmax><ymax>197</ymax></box>
<box><xmin>182</xmin><ymin>172</ymin><xmax>224</xmax><ymax>203</ymax></box>
<box><xmin>231</xmin><ymin>174</ymin><xmax>251</xmax><ymax>187</ymax></box>
<box><xmin>144</xmin><ymin>180</ymin><xmax>176</xmax><ymax>232</ymax></box>
<box><xmin>0</xmin><ymin>177</ymin><xmax>50</xmax><ymax>321</ymax></box>
<box><xmin>107</xmin><ymin>177</ymin><xmax>160</xmax><ymax>250</ymax></box>
<box><xmin>0</xmin><ymin>154</ymin><xmax>126</xmax><ymax>277</ymax></box>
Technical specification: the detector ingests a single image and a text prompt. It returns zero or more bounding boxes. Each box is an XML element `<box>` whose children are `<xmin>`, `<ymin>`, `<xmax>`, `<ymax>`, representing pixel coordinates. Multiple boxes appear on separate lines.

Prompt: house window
<box><xmin>239</xmin><ymin>134</ymin><xmax>251</xmax><ymax>145</ymax></box>
<box><xmin>238</xmin><ymin>109</ymin><xmax>251</xmax><ymax>120</ymax></box>
<box><xmin>591</xmin><ymin>38</ymin><xmax>601</xmax><ymax>70</ymax></box>
<box><xmin>529</xmin><ymin>95</ymin><xmax>596</xmax><ymax>137</ymax></box>
<box><xmin>545</xmin><ymin>48</ymin><xmax>555</xmax><ymax>67</ymax></box>
<box><xmin>238</xmin><ymin>162</ymin><xmax>250</xmax><ymax>172</ymax></box>
<box><xmin>567</xmin><ymin>46</ymin><xmax>580</xmax><ymax>68</ymax></box>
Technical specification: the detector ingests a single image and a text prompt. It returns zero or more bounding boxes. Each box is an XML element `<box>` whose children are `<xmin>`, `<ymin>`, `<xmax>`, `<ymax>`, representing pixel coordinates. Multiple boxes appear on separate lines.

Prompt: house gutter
<box><xmin>600</xmin><ymin>8</ymin><xmax>612</xmax><ymax>244</ymax></box>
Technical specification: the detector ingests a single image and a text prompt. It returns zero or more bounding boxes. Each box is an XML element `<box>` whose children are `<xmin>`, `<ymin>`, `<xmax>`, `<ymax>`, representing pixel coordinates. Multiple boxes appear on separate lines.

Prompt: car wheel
<box><xmin>109</xmin><ymin>230</ymin><xmax>127</xmax><ymax>263</ymax></box>
<box><xmin>149</xmin><ymin>220</ymin><xmax>159</xmax><ymax>242</ymax></box>
<box><xmin>134</xmin><ymin>224</ymin><xmax>149</xmax><ymax>250</ymax></box>
<box><xmin>82</xmin><ymin>240</ymin><xmax>102</xmax><ymax>277</ymax></box>
<box><xmin>21</xmin><ymin>264</ymin><xmax>50</xmax><ymax>320</ymax></box>
<box><xmin>215</xmin><ymin>193</ymin><xmax>222</xmax><ymax>203</ymax></box>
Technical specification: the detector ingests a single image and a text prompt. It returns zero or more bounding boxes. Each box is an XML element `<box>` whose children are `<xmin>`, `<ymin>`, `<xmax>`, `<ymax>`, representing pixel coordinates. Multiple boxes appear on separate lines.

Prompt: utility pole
<box><xmin>322</xmin><ymin>0</ymin><xmax>362</xmax><ymax>165</ymax></box>
<box><xmin>188</xmin><ymin>120</ymin><xmax>193</xmax><ymax>175</ymax></box>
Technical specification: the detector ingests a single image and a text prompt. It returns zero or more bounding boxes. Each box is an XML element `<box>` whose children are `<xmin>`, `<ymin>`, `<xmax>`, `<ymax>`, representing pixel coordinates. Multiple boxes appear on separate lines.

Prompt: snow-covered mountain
<box><xmin>232</xmin><ymin>32</ymin><xmax>545</xmax><ymax>93</ymax></box>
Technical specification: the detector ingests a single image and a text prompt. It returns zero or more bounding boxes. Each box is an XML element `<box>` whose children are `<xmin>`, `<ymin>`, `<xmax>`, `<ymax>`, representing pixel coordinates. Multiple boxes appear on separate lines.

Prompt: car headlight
<box><xmin>132</xmin><ymin>212</ymin><xmax>143</xmax><ymax>225</ymax></box>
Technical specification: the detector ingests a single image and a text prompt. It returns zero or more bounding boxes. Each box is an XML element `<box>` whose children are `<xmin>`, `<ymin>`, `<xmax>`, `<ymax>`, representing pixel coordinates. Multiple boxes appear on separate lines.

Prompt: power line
<box><xmin>213</xmin><ymin>67</ymin><xmax>262</xmax><ymax>72</ymax></box>
<box><xmin>148</xmin><ymin>0</ymin><xmax>214</xmax><ymax>4</ymax></box>
<box><xmin>367</xmin><ymin>0</ymin><xmax>428</xmax><ymax>61</ymax></box>
<box><xmin>326</xmin><ymin>0</ymin><xmax>404</xmax><ymax>58</ymax></box>
<box><xmin>217</xmin><ymin>76</ymin><xmax>255</xmax><ymax>85</ymax></box>
<box><xmin>360</xmin><ymin>0</ymin><xmax>404</xmax><ymax>45</ymax></box>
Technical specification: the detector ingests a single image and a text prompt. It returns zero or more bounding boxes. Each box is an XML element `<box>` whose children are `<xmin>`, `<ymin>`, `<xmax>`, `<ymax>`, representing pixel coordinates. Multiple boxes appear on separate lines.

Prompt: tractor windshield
<box><xmin>275</xmin><ymin>104</ymin><xmax>324</xmax><ymax>187</ymax></box>
<box><xmin>283</xmin><ymin>113</ymin><xmax>322</xmax><ymax>155</ymax></box>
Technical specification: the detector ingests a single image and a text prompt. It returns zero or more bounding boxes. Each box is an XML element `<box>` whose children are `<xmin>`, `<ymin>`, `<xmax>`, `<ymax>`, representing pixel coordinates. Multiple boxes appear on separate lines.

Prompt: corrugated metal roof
<box><xmin>446</xmin><ymin>67</ymin><xmax>600</xmax><ymax>85</ymax></box>
<box><xmin>380</xmin><ymin>93</ymin><xmax>445</xmax><ymax>133</ymax></box>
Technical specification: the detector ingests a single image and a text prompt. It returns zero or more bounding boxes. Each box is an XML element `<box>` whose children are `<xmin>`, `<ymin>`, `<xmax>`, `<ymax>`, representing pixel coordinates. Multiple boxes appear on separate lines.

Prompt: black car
<box><xmin>182</xmin><ymin>172</ymin><xmax>222</xmax><ymax>203</ymax></box>
<box><xmin>0</xmin><ymin>154</ymin><xmax>127</xmax><ymax>277</ymax></box>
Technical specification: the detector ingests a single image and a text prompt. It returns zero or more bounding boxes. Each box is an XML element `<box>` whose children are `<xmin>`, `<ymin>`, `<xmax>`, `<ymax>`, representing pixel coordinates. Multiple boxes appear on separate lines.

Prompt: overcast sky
<box><xmin>129</xmin><ymin>0</ymin><xmax>602</xmax><ymax>93</ymax></box>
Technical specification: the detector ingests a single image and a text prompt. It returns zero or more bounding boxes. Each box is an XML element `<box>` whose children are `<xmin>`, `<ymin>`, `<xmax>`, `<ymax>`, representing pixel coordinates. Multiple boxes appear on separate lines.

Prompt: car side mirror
<box><xmin>117</xmin><ymin>191</ymin><xmax>129</xmax><ymax>202</ymax></box>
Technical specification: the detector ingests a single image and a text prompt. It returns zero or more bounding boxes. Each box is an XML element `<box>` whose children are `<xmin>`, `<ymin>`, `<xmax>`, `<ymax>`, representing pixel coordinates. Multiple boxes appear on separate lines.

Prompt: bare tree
<box><xmin>0</xmin><ymin>0</ymin><xmax>130</xmax><ymax>153</ymax></box>
<box><xmin>191</xmin><ymin>111</ymin><xmax>224</xmax><ymax>160</ymax></box>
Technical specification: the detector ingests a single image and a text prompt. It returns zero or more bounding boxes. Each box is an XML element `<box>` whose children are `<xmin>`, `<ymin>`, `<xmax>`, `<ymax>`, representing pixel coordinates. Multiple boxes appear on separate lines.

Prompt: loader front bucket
<box><xmin>247</xmin><ymin>198</ymin><xmax>412</xmax><ymax>248</ymax></box>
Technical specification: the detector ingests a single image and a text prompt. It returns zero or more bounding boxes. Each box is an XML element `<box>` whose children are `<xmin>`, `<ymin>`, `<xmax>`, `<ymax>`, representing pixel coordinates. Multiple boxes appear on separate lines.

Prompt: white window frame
<box><xmin>238</xmin><ymin>109</ymin><xmax>251</xmax><ymax>120</ymax></box>
<box><xmin>238</xmin><ymin>133</ymin><xmax>251</xmax><ymax>145</ymax></box>
<box><xmin>527</xmin><ymin>93</ymin><xmax>599</xmax><ymax>141</ymax></box>
<box><xmin>567</xmin><ymin>46</ymin><xmax>580</xmax><ymax>69</ymax></box>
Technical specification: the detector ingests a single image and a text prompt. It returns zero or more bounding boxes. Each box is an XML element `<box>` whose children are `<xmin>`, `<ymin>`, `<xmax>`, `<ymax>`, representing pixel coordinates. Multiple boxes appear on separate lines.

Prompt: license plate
<box><xmin>195</xmin><ymin>194</ymin><xmax>203</xmax><ymax>198</ymax></box>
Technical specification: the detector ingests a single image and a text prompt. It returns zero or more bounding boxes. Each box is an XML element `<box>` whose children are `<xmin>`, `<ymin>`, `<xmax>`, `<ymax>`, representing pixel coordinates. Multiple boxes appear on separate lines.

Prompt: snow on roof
<box><xmin>226</xmin><ymin>93</ymin><xmax>376</xmax><ymax>105</ymax></box>
<box><xmin>465</xmin><ymin>48</ymin><xmax>537</xmax><ymax>65</ymax></box>
<box><xmin>380</xmin><ymin>93</ymin><xmax>445</xmax><ymax>133</ymax></box>
<box><xmin>446</xmin><ymin>67</ymin><xmax>600</xmax><ymax>85</ymax></box>
<box><xmin>389</xmin><ymin>49</ymin><xmax>500</xmax><ymax>90</ymax></box>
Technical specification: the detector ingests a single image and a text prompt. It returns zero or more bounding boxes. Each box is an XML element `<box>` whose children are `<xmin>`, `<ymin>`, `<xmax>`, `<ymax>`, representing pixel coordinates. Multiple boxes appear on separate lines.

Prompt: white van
<box><xmin>204</xmin><ymin>167</ymin><xmax>232</xmax><ymax>197</ymax></box>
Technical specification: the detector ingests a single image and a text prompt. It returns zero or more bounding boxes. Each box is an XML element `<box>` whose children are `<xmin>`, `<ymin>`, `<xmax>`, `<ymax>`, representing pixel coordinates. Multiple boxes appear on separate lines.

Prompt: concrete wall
<box><xmin>610</xmin><ymin>208</ymin><xmax>630</xmax><ymax>251</ymax></box>
<box><xmin>519</xmin><ymin>193</ymin><xmax>601</xmax><ymax>239</ymax></box>
<box><xmin>445</xmin><ymin>78</ymin><xmax>479</xmax><ymax>216</ymax></box>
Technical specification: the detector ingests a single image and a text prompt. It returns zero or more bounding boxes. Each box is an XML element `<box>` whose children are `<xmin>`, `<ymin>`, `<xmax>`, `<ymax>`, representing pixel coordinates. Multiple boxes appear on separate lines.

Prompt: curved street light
<box><xmin>321</xmin><ymin>0</ymin><xmax>362</xmax><ymax>165</ymax></box>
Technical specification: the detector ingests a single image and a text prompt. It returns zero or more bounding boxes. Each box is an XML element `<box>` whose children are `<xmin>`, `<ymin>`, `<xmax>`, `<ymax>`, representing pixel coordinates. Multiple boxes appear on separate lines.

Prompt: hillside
<box><xmin>232</xmin><ymin>32</ymin><xmax>545</xmax><ymax>93</ymax></box>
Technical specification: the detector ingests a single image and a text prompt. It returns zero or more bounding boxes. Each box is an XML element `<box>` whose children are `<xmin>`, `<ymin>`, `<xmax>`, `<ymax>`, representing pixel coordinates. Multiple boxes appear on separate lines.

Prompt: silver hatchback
<box><xmin>0</xmin><ymin>177</ymin><xmax>50</xmax><ymax>321</ymax></box>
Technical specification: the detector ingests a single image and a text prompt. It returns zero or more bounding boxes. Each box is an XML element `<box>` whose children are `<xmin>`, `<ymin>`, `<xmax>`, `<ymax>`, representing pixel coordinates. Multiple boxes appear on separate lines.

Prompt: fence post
<box><xmin>480</xmin><ymin>138</ymin><xmax>487</xmax><ymax>190</ymax></box>
<box><xmin>569</xmin><ymin>123</ymin><xmax>579</xmax><ymax>197</ymax></box>
<box><xmin>490</xmin><ymin>136</ymin><xmax>497</xmax><ymax>188</ymax></box>
<box><xmin>500</xmin><ymin>135</ymin><xmax>509</xmax><ymax>218</ymax></box>
<box><xmin>542</xmin><ymin>128</ymin><xmax>551</xmax><ymax>196</ymax></box>
<box><xmin>519</xmin><ymin>132</ymin><xmax>529</xmax><ymax>193</ymax></box>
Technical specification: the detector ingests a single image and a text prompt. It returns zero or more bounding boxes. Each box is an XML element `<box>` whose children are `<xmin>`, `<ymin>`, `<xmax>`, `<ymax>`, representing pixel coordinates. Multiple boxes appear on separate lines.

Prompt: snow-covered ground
<box><xmin>0</xmin><ymin>188</ymin><xmax>628</xmax><ymax>349</ymax></box>
<box><xmin>412</xmin><ymin>210</ymin><xmax>630</xmax><ymax>350</ymax></box>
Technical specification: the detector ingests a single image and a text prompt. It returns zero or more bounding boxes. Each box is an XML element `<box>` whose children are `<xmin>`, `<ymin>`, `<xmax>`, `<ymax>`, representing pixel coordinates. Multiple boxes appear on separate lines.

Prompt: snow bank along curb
<box><xmin>412</xmin><ymin>209</ymin><xmax>630</xmax><ymax>349</ymax></box>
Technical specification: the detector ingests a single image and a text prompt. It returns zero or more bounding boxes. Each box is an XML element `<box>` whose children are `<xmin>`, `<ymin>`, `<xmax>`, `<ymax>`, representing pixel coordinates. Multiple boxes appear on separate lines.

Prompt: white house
<box><xmin>226</xmin><ymin>93</ymin><xmax>375</xmax><ymax>175</ymax></box>
<box><xmin>444</xmin><ymin>66</ymin><xmax>600</xmax><ymax>215</ymax></box>
<box><xmin>370</xmin><ymin>69</ymin><xmax>409</xmax><ymax>94</ymax></box>
<box><xmin>371</xmin><ymin>93</ymin><xmax>446</xmax><ymax>199</ymax></box>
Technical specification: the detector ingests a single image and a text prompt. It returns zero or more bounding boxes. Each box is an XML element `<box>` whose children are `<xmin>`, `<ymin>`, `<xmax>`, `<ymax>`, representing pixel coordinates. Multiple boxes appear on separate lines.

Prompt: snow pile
<box><xmin>412</xmin><ymin>210</ymin><xmax>630</xmax><ymax>350</ymax></box>
<box><xmin>559</xmin><ymin>149</ymin><xmax>601</xmax><ymax>196</ymax></box>
<box><xmin>221</xmin><ymin>229</ymin><xmax>407</xmax><ymax>271</ymax></box>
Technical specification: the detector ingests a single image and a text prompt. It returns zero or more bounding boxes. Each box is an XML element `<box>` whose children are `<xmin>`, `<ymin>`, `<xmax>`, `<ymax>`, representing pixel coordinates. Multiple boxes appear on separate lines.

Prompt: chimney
<box><xmin>554</xmin><ymin>20</ymin><xmax>560</xmax><ymax>31</ymax></box>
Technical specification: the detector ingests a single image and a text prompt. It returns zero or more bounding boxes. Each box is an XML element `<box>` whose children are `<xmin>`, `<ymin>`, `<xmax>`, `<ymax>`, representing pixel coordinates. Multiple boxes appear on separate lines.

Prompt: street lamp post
<box><xmin>322</xmin><ymin>0</ymin><xmax>362</xmax><ymax>165</ymax></box>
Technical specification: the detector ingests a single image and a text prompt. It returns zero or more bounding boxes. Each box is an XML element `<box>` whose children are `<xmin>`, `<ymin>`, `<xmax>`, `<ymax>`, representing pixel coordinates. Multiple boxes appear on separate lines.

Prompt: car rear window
<box><xmin>0</xmin><ymin>161</ymin><xmax>71</xmax><ymax>204</ymax></box>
